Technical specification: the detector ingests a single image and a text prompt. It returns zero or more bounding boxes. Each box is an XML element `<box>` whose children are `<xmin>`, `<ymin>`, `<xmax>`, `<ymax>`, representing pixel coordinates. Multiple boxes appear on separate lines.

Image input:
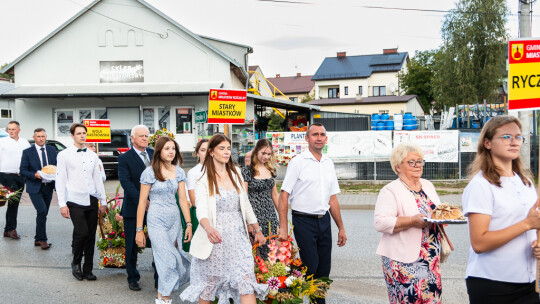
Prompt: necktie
<box><xmin>77</xmin><ymin>148</ymin><xmax>87</xmax><ymax>152</ymax></box>
<box><xmin>140</xmin><ymin>151</ymin><xmax>150</xmax><ymax>167</ymax></box>
<box><xmin>40</xmin><ymin>147</ymin><xmax>47</xmax><ymax>168</ymax></box>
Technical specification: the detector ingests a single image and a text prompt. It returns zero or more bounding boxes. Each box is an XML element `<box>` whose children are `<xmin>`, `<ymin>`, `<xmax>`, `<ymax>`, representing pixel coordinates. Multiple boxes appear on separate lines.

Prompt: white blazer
<box><xmin>189</xmin><ymin>168</ymin><xmax>258</xmax><ymax>260</ymax></box>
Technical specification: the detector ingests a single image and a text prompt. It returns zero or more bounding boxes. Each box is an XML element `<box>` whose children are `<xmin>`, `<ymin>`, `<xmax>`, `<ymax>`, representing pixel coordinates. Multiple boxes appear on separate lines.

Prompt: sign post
<box><xmin>83</xmin><ymin>119</ymin><xmax>111</xmax><ymax>143</ymax></box>
<box><xmin>508</xmin><ymin>38</ymin><xmax>540</xmax><ymax>292</ymax></box>
<box><xmin>207</xmin><ymin>89</ymin><xmax>247</xmax><ymax>124</ymax></box>
<box><xmin>195</xmin><ymin>111</ymin><xmax>207</xmax><ymax>124</ymax></box>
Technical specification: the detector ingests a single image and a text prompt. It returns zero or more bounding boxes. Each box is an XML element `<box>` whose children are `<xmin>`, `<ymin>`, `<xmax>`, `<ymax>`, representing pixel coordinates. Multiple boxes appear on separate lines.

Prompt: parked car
<box><xmin>28</xmin><ymin>139</ymin><xmax>67</xmax><ymax>153</ymax></box>
<box><xmin>96</xmin><ymin>129</ymin><xmax>132</xmax><ymax>177</ymax></box>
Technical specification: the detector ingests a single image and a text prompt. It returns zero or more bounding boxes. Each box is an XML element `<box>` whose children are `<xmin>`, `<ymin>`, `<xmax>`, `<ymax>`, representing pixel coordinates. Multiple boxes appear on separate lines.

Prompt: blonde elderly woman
<box><xmin>374</xmin><ymin>142</ymin><xmax>443</xmax><ymax>304</ymax></box>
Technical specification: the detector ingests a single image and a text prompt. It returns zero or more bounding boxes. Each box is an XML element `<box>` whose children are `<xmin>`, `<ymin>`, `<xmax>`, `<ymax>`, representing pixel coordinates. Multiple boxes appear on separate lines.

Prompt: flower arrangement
<box><xmin>149</xmin><ymin>128</ymin><xmax>175</xmax><ymax>147</ymax></box>
<box><xmin>0</xmin><ymin>185</ymin><xmax>22</xmax><ymax>207</ymax></box>
<box><xmin>253</xmin><ymin>228</ymin><xmax>333</xmax><ymax>304</ymax></box>
<box><xmin>276</xmin><ymin>155</ymin><xmax>292</xmax><ymax>166</ymax></box>
<box><xmin>97</xmin><ymin>184</ymin><xmax>143</xmax><ymax>268</ymax></box>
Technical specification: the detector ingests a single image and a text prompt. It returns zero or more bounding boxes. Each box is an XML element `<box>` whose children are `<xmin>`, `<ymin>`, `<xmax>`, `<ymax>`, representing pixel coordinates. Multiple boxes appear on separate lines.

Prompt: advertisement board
<box><xmin>394</xmin><ymin>130</ymin><xmax>459</xmax><ymax>162</ymax></box>
<box><xmin>99</xmin><ymin>61</ymin><xmax>144</xmax><ymax>83</ymax></box>
<box><xmin>326</xmin><ymin>131</ymin><xmax>392</xmax><ymax>160</ymax></box>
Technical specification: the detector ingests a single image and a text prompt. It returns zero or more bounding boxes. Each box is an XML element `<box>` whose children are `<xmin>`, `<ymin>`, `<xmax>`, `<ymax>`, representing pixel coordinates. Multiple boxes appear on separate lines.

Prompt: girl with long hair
<box><xmin>181</xmin><ymin>139</ymin><xmax>209</xmax><ymax>252</ymax></box>
<box><xmin>463</xmin><ymin>115</ymin><xmax>540</xmax><ymax>303</ymax></box>
<box><xmin>241</xmin><ymin>139</ymin><xmax>280</xmax><ymax>243</ymax></box>
<box><xmin>135</xmin><ymin>136</ymin><xmax>192</xmax><ymax>304</ymax></box>
<box><xmin>181</xmin><ymin>134</ymin><xmax>267</xmax><ymax>304</ymax></box>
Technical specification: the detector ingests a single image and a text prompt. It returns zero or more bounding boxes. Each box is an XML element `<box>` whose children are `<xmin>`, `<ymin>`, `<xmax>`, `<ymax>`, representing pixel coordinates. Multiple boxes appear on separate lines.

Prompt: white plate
<box><xmin>423</xmin><ymin>218</ymin><xmax>467</xmax><ymax>224</ymax></box>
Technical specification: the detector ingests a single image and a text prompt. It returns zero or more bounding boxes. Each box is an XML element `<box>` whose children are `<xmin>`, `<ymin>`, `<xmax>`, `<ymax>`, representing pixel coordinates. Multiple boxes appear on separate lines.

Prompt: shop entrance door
<box><xmin>174</xmin><ymin>107</ymin><xmax>195</xmax><ymax>152</ymax></box>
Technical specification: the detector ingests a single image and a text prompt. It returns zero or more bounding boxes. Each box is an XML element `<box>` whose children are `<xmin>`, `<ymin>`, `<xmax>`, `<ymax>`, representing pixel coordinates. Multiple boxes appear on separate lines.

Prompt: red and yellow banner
<box><xmin>508</xmin><ymin>38</ymin><xmax>540</xmax><ymax>110</ymax></box>
<box><xmin>207</xmin><ymin>89</ymin><xmax>247</xmax><ymax>124</ymax></box>
<box><xmin>83</xmin><ymin>119</ymin><xmax>111</xmax><ymax>143</ymax></box>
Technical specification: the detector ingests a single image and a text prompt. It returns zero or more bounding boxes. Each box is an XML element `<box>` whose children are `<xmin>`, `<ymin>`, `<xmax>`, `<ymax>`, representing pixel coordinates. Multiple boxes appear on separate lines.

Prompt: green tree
<box><xmin>0</xmin><ymin>63</ymin><xmax>13</xmax><ymax>81</ymax></box>
<box><xmin>267</xmin><ymin>112</ymin><xmax>285</xmax><ymax>131</ymax></box>
<box><xmin>432</xmin><ymin>0</ymin><xmax>508</xmax><ymax>108</ymax></box>
<box><xmin>398</xmin><ymin>50</ymin><xmax>437</xmax><ymax>112</ymax></box>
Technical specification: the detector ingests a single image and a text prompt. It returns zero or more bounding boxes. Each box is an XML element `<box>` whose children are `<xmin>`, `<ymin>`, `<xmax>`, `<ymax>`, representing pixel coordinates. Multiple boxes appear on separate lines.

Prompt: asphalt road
<box><xmin>0</xmin><ymin>206</ymin><xmax>472</xmax><ymax>304</ymax></box>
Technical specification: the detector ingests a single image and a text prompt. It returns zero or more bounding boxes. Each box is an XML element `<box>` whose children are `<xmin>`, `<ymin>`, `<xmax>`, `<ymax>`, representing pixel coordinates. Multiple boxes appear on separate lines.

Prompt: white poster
<box><xmin>394</xmin><ymin>130</ymin><xmax>459</xmax><ymax>163</ymax></box>
<box><xmin>326</xmin><ymin>131</ymin><xmax>392</xmax><ymax>160</ymax></box>
<box><xmin>460</xmin><ymin>132</ymin><xmax>480</xmax><ymax>153</ymax></box>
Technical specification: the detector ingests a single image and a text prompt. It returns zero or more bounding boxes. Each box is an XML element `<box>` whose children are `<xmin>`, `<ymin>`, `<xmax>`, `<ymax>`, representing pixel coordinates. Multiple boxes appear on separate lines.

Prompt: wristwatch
<box><xmin>253</xmin><ymin>227</ymin><xmax>261</xmax><ymax>234</ymax></box>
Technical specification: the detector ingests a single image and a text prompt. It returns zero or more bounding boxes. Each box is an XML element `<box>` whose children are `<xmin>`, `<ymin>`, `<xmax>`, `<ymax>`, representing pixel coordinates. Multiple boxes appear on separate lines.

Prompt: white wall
<box><xmin>200</xmin><ymin>37</ymin><xmax>248</xmax><ymax>69</ymax></box>
<box><xmin>406</xmin><ymin>97</ymin><xmax>425</xmax><ymax>116</ymax></box>
<box><xmin>14</xmin><ymin>0</ymin><xmax>235</xmax><ymax>87</ymax></box>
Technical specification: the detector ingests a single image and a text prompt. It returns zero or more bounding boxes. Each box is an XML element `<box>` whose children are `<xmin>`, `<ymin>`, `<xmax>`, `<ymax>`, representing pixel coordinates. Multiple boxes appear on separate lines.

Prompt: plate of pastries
<box><xmin>424</xmin><ymin>202</ymin><xmax>467</xmax><ymax>224</ymax></box>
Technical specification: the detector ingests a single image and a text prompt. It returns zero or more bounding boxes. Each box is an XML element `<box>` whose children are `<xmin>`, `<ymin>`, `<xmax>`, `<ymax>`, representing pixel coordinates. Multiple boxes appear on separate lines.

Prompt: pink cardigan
<box><xmin>374</xmin><ymin>178</ymin><xmax>441</xmax><ymax>263</ymax></box>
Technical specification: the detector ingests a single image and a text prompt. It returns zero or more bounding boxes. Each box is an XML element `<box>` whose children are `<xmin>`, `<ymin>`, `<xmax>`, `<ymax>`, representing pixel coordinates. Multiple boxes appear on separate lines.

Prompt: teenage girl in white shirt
<box><xmin>463</xmin><ymin>115</ymin><xmax>540</xmax><ymax>304</ymax></box>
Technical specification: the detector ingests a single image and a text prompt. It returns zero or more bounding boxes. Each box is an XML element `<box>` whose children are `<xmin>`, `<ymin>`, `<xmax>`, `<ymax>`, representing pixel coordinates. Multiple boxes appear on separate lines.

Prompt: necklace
<box><xmin>399</xmin><ymin>178</ymin><xmax>421</xmax><ymax>193</ymax></box>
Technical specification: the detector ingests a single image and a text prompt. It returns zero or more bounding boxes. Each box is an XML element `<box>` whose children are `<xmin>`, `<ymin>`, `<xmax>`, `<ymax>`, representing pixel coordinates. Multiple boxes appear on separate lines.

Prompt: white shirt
<box><xmin>56</xmin><ymin>145</ymin><xmax>107</xmax><ymax>208</ymax></box>
<box><xmin>0</xmin><ymin>136</ymin><xmax>30</xmax><ymax>173</ymax></box>
<box><xmin>281</xmin><ymin>149</ymin><xmax>340</xmax><ymax>215</ymax></box>
<box><xmin>134</xmin><ymin>147</ymin><xmax>151</xmax><ymax>165</ymax></box>
<box><xmin>463</xmin><ymin>172</ymin><xmax>537</xmax><ymax>283</ymax></box>
<box><xmin>35</xmin><ymin>144</ymin><xmax>49</xmax><ymax>167</ymax></box>
<box><xmin>187</xmin><ymin>163</ymin><xmax>204</xmax><ymax>191</ymax></box>
<box><xmin>98</xmin><ymin>158</ymin><xmax>106</xmax><ymax>182</ymax></box>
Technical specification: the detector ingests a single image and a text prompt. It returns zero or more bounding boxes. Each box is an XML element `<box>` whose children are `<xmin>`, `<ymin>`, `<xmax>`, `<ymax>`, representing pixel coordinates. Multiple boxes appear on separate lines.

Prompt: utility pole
<box><xmin>519</xmin><ymin>0</ymin><xmax>533</xmax><ymax>169</ymax></box>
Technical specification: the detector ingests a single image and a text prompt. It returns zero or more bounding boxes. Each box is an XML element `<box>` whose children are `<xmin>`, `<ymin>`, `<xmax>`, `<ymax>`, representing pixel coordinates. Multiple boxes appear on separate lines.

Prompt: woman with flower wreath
<box><xmin>374</xmin><ymin>142</ymin><xmax>443</xmax><ymax>303</ymax></box>
<box><xmin>180</xmin><ymin>134</ymin><xmax>267</xmax><ymax>304</ymax></box>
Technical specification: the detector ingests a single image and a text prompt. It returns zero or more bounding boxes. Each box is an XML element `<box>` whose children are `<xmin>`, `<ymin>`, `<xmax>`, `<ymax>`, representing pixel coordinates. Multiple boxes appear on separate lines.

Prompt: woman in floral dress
<box><xmin>374</xmin><ymin>142</ymin><xmax>443</xmax><ymax>303</ymax></box>
<box><xmin>241</xmin><ymin>138</ymin><xmax>280</xmax><ymax>244</ymax></box>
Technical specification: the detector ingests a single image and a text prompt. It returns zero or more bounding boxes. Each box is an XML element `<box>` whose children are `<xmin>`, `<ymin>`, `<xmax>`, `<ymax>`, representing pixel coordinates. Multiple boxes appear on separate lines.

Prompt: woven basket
<box><xmin>98</xmin><ymin>197</ymin><xmax>126</xmax><ymax>268</ymax></box>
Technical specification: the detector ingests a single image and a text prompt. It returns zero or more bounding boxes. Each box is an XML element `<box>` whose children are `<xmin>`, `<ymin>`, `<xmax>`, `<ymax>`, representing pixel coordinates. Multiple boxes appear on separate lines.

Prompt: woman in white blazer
<box><xmin>180</xmin><ymin>134</ymin><xmax>267</xmax><ymax>304</ymax></box>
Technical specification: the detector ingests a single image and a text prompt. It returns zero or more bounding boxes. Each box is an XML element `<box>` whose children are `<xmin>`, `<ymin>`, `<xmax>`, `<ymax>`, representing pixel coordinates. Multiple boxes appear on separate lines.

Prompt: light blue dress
<box><xmin>180</xmin><ymin>188</ymin><xmax>268</xmax><ymax>303</ymax></box>
<box><xmin>140</xmin><ymin>166</ymin><xmax>190</xmax><ymax>297</ymax></box>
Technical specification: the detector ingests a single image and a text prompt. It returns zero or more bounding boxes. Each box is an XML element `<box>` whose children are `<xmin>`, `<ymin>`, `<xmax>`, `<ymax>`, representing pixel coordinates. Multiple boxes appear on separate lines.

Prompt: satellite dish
<box><xmin>388</xmin><ymin>82</ymin><xmax>397</xmax><ymax>94</ymax></box>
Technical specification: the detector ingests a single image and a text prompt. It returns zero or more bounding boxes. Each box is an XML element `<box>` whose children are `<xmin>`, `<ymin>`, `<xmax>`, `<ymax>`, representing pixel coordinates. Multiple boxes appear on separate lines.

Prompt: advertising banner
<box><xmin>207</xmin><ymin>89</ymin><xmax>247</xmax><ymax>124</ymax></box>
<box><xmin>460</xmin><ymin>132</ymin><xmax>480</xmax><ymax>153</ymax></box>
<box><xmin>326</xmin><ymin>131</ymin><xmax>392</xmax><ymax>160</ymax></box>
<box><xmin>394</xmin><ymin>130</ymin><xmax>459</xmax><ymax>162</ymax></box>
<box><xmin>83</xmin><ymin>119</ymin><xmax>111</xmax><ymax>143</ymax></box>
<box><xmin>508</xmin><ymin>38</ymin><xmax>540</xmax><ymax>110</ymax></box>
<box><xmin>99</xmin><ymin>61</ymin><xmax>144</xmax><ymax>83</ymax></box>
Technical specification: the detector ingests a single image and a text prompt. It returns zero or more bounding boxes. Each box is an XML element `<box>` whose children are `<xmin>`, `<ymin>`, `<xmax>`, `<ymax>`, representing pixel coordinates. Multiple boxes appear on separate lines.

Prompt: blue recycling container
<box><xmin>371</xmin><ymin>113</ymin><xmax>380</xmax><ymax>129</ymax></box>
<box><xmin>385</xmin><ymin>120</ymin><xmax>394</xmax><ymax>130</ymax></box>
<box><xmin>412</xmin><ymin>117</ymin><xmax>418</xmax><ymax>130</ymax></box>
<box><xmin>376</xmin><ymin>121</ymin><xmax>385</xmax><ymax>131</ymax></box>
<box><xmin>381</xmin><ymin>113</ymin><xmax>390</xmax><ymax>121</ymax></box>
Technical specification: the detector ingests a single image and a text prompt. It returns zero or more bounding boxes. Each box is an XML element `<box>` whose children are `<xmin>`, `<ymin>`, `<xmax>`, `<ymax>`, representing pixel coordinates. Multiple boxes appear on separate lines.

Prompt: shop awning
<box><xmin>248</xmin><ymin>93</ymin><xmax>320</xmax><ymax>112</ymax></box>
<box><xmin>0</xmin><ymin>82</ymin><xmax>223</xmax><ymax>98</ymax></box>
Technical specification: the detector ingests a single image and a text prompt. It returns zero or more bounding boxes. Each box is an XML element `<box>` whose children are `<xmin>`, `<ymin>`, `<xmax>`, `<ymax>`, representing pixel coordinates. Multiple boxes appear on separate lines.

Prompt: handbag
<box><xmin>438</xmin><ymin>224</ymin><xmax>454</xmax><ymax>263</ymax></box>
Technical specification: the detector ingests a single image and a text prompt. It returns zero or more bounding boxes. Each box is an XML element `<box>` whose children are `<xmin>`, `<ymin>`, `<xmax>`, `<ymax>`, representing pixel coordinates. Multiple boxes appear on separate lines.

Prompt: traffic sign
<box><xmin>83</xmin><ymin>119</ymin><xmax>111</xmax><ymax>143</ymax></box>
<box><xmin>508</xmin><ymin>38</ymin><xmax>540</xmax><ymax>110</ymax></box>
<box><xmin>195</xmin><ymin>111</ymin><xmax>207</xmax><ymax>123</ymax></box>
<box><xmin>207</xmin><ymin>89</ymin><xmax>247</xmax><ymax>124</ymax></box>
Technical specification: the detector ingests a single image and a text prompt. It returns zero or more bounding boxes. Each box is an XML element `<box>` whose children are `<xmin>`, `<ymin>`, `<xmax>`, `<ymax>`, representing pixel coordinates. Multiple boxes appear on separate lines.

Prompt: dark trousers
<box><xmin>466</xmin><ymin>276</ymin><xmax>540</xmax><ymax>304</ymax></box>
<box><xmin>29</xmin><ymin>183</ymin><xmax>54</xmax><ymax>241</ymax></box>
<box><xmin>68</xmin><ymin>196</ymin><xmax>99</xmax><ymax>274</ymax></box>
<box><xmin>124</xmin><ymin>216</ymin><xmax>158</xmax><ymax>285</ymax></box>
<box><xmin>0</xmin><ymin>173</ymin><xmax>25</xmax><ymax>232</ymax></box>
<box><xmin>292</xmin><ymin>211</ymin><xmax>332</xmax><ymax>304</ymax></box>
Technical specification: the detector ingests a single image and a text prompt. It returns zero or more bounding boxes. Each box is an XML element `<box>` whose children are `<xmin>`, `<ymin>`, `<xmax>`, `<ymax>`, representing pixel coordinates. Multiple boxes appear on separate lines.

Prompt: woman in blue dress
<box><xmin>135</xmin><ymin>136</ymin><xmax>193</xmax><ymax>304</ymax></box>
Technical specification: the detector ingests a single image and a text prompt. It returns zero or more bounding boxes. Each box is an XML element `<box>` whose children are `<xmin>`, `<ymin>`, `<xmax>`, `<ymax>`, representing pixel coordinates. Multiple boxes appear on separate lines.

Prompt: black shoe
<box><xmin>83</xmin><ymin>272</ymin><xmax>97</xmax><ymax>281</ymax></box>
<box><xmin>71</xmin><ymin>262</ymin><xmax>83</xmax><ymax>281</ymax></box>
<box><xmin>129</xmin><ymin>281</ymin><xmax>141</xmax><ymax>291</ymax></box>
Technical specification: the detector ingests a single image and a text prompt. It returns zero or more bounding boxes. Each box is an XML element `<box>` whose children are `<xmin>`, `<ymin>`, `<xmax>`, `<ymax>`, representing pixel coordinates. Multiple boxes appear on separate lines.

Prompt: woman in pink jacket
<box><xmin>374</xmin><ymin>142</ymin><xmax>442</xmax><ymax>304</ymax></box>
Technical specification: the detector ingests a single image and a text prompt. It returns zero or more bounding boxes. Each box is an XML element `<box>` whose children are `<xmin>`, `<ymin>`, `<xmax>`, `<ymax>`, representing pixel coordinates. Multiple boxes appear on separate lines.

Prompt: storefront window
<box><xmin>95</xmin><ymin>109</ymin><xmax>107</xmax><ymax>119</ymax></box>
<box><xmin>79</xmin><ymin>109</ymin><xmax>91</xmax><ymax>122</ymax></box>
<box><xmin>57</xmin><ymin>110</ymin><xmax>74</xmax><ymax>136</ymax></box>
<box><xmin>158</xmin><ymin>107</ymin><xmax>170</xmax><ymax>131</ymax></box>
<box><xmin>142</xmin><ymin>108</ymin><xmax>155</xmax><ymax>133</ymax></box>
<box><xmin>176</xmin><ymin>108</ymin><xmax>192</xmax><ymax>134</ymax></box>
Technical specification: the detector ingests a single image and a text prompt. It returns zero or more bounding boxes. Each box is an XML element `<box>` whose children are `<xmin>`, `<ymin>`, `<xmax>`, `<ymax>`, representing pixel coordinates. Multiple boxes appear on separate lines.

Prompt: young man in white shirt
<box><xmin>0</xmin><ymin>121</ymin><xmax>30</xmax><ymax>240</ymax></box>
<box><xmin>56</xmin><ymin>123</ymin><xmax>106</xmax><ymax>281</ymax></box>
<box><xmin>278</xmin><ymin>123</ymin><xmax>347</xmax><ymax>304</ymax></box>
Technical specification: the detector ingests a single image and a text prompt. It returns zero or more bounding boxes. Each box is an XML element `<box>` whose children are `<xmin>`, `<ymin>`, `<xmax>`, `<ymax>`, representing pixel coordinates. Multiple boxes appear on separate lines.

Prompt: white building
<box><xmin>0</xmin><ymin>0</ymin><xmax>317</xmax><ymax>151</ymax></box>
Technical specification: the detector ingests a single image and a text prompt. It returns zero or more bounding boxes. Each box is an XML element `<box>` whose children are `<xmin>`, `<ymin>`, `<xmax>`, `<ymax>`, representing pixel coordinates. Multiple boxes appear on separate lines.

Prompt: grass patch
<box><xmin>277</xmin><ymin>181</ymin><xmax>467</xmax><ymax>194</ymax></box>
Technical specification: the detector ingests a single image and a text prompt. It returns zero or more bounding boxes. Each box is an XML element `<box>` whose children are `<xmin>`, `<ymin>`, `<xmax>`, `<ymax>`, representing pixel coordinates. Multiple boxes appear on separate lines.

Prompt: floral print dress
<box><xmin>382</xmin><ymin>189</ymin><xmax>442</xmax><ymax>304</ymax></box>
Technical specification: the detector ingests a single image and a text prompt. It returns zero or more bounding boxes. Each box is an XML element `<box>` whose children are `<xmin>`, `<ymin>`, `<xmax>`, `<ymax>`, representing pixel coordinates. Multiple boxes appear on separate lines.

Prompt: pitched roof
<box><xmin>312</xmin><ymin>52</ymin><xmax>408</xmax><ymax>81</ymax></box>
<box><xmin>1</xmin><ymin>0</ymin><xmax>249</xmax><ymax>79</ymax></box>
<box><xmin>248</xmin><ymin>65</ymin><xmax>259</xmax><ymax>72</ymax></box>
<box><xmin>306</xmin><ymin>95</ymin><xmax>417</xmax><ymax>106</ymax></box>
<box><xmin>266</xmin><ymin>75</ymin><xmax>314</xmax><ymax>94</ymax></box>
<box><xmin>0</xmin><ymin>83</ymin><xmax>15</xmax><ymax>95</ymax></box>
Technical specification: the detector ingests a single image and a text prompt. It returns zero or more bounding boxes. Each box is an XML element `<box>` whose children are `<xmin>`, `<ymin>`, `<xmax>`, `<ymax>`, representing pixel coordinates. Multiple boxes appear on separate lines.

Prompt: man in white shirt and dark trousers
<box><xmin>278</xmin><ymin>123</ymin><xmax>347</xmax><ymax>304</ymax></box>
<box><xmin>0</xmin><ymin>121</ymin><xmax>31</xmax><ymax>240</ymax></box>
<box><xmin>56</xmin><ymin>123</ymin><xmax>106</xmax><ymax>281</ymax></box>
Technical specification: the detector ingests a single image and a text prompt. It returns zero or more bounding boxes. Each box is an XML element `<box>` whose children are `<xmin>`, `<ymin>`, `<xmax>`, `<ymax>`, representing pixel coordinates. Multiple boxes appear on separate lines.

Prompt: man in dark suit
<box><xmin>118</xmin><ymin>125</ymin><xmax>156</xmax><ymax>291</ymax></box>
<box><xmin>19</xmin><ymin>128</ymin><xmax>57</xmax><ymax>250</ymax></box>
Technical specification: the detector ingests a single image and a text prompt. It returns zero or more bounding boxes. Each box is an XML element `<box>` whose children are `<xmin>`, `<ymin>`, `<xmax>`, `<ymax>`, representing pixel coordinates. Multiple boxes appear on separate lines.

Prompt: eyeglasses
<box><xmin>497</xmin><ymin>135</ymin><xmax>525</xmax><ymax>144</ymax></box>
<box><xmin>405</xmin><ymin>160</ymin><xmax>425</xmax><ymax>168</ymax></box>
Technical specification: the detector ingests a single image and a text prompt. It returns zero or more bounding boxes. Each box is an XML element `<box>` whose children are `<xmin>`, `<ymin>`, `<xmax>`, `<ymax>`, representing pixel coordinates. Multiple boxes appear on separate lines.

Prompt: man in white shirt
<box><xmin>0</xmin><ymin>121</ymin><xmax>30</xmax><ymax>240</ymax></box>
<box><xmin>85</xmin><ymin>142</ymin><xmax>106</xmax><ymax>182</ymax></box>
<box><xmin>56</xmin><ymin>123</ymin><xmax>106</xmax><ymax>281</ymax></box>
<box><xmin>277</xmin><ymin>123</ymin><xmax>347</xmax><ymax>304</ymax></box>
